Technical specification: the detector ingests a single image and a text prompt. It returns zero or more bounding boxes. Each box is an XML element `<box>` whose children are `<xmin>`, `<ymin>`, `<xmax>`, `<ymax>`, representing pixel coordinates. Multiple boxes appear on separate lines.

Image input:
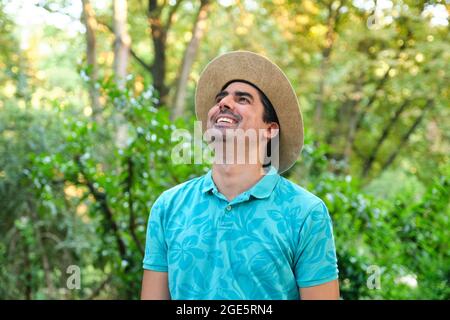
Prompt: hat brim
<box><xmin>195</xmin><ymin>51</ymin><xmax>303</xmax><ymax>174</ymax></box>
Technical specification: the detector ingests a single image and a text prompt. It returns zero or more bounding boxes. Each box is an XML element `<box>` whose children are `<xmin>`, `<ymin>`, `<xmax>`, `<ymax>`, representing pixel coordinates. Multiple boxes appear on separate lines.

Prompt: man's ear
<box><xmin>264</xmin><ymin>122</ymin><xmax>280</xmax><ymax>140</ymax></box>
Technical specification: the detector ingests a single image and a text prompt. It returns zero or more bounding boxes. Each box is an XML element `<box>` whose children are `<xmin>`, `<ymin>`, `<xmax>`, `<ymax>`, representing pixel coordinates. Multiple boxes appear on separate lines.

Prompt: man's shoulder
<box><xmin>157</xmin><ymin>172</ymin><xmax>207</xmax><ymax>203</ymax></box>
<box><xmin>276</xmin><ymin>176</ymin><xmax>326</xmax><ymax>212</ymax></box>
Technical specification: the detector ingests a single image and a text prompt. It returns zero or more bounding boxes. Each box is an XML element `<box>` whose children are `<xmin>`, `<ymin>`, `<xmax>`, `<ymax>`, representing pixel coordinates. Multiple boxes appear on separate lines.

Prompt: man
<box><xmin>141</xmin><ymin>51</ymin><xmax>339</xmax><ymax>300</ymax></box>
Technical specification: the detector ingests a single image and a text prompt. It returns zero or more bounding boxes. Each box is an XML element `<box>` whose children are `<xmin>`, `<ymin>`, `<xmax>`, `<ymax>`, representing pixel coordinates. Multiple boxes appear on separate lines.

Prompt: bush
<box><xmin>1</xmin><ymin>76</ymin><xmax>448</xmax><ymax>299</ymax></box>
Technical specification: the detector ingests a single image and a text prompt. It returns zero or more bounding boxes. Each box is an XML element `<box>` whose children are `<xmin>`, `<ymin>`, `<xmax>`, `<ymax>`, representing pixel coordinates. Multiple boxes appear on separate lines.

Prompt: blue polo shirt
<box><xmin>143</xmin><ymin>167</ymin><xmax>339</xmax><ymax>300</ymax></box>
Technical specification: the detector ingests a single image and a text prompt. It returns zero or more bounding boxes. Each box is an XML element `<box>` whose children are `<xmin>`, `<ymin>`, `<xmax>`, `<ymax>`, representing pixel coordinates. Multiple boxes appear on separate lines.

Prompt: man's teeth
<box><xmin>216</xmin><ymin>117</ymin><xmax>235</xmax><ymax>124</ymax></box>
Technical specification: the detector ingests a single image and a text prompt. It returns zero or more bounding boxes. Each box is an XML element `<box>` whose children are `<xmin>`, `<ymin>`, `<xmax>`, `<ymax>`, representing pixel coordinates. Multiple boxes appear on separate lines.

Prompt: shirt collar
<box><xmin>201</xmin><ymin>166</ymin><xmax>280</xmax><ymax>199</ymax></box>
<box><xmin>201</xmin><ymin>169</ymin><xmax>217</xmax><ymax>194</ymax></box>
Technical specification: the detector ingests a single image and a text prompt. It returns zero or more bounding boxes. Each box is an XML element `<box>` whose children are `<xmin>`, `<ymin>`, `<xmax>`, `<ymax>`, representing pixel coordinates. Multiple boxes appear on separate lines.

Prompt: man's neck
<box><xmin>211</xmin><ymin>164</ymin><xmax>266</xmax><ymax>201</ymax></box>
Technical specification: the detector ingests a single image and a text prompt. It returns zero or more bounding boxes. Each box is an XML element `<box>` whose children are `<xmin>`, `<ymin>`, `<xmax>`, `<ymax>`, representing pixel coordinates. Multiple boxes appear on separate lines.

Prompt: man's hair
<box><xmin>221</xmin><ymin>79</ymin><xmax>279</xmax><ymax>167</ymax></box>
<box><xmin>221</xmin><ymin>79</ymin><xmax>280</xmax><ymax>126</ymax></box>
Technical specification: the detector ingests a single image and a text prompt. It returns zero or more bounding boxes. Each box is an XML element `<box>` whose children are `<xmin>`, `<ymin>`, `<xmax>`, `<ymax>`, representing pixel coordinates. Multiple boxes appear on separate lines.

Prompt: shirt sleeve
<box><xmin>142</xmin><ymin>194</ymin><xmax>168</xmax><ymax>272</ymax></box>
<box><xmin>294</xmin><ymin>200</ymin><xmax>339</xmax><ymax>288</ymax></box>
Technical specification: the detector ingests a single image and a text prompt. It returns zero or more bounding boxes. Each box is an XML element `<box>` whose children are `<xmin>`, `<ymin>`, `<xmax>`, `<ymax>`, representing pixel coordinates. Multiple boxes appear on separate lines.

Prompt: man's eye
<box><xmin>239</xmin><ymin>97</ymin><xmax>250</xmax><ymax>104</ymax></box>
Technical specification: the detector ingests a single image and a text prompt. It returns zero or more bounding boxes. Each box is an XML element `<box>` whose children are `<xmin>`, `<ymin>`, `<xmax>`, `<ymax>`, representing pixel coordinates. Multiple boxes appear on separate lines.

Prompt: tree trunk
<box><xmin>113</xmin><ymin>0</ymin><xmax>131</xmax><ymax>89</ymax></box>
<box><xmin>148</xmin><ymin>0</ymin><xmax>168</xmax><ymax>106</ymax></box>
<box><xmin>81</xmin><ymin>0</ymin><xmax>101</xmax><ymax>120</ymax></box>
<box><xmin>314</xmin><ymin>1</ymin><xmax>344</xmax><ymax>129</ymax></box>
<box><xmin>147</xmin><ymin>0</ymin><xmax>184</xmax><ymax>107</ymax></box>
<box><xmin>171</xmin><ymin>0</ymin><xmax>210</xmax><ymax>120</ymax></box>
<box><xmin>125</xmin><ymin>156</ymin><xmax>144</xmax><ymax>256</ymax></box>
<box><xmin>113</xmin><ymin>0</ymin><xmax>131</xmax><ymax>148</ymax></box>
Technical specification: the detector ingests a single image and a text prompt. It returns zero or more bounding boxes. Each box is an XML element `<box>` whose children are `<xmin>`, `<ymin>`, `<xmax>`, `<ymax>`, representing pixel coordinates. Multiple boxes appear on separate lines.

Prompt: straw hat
<box><xmin>195</xmin><ymin>51</ymin><xmax>303</xmax><ymax>173</ymax></box>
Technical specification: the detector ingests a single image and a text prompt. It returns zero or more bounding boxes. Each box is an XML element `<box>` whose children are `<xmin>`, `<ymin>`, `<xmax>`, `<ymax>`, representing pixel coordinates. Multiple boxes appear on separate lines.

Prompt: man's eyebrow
<box><xmin>234</xmin><ymin>91</ymin><xmax>254</xmax><ymax>102</ymax></box>
<box><xmin>215</xmin><ymin>90</ymin><xmax>228</xmax><ymax>100</ymax></box>
<box><xmin>214</xmin><ymin>90</ymin><xmax>255</xmax><ymax>102</ymax></box>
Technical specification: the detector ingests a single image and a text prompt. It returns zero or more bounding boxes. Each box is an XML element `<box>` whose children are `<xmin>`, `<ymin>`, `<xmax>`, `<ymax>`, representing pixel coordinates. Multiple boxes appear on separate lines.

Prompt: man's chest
<box><xmin>163</xmin><ymin>199</ymin><xmax>299</xmax><ymax>271</ymax></box>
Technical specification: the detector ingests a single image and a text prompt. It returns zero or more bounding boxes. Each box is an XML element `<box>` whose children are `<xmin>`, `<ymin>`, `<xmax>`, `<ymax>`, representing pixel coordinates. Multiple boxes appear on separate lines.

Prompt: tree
<box><xmin>1</xmin><ymin>0</ymin><xmax>448</xmax><ymax>300</ymax></box>
<box><xmin>171</xmin><ymin>0</ymin><xmax>210</xmax><ymax>119</ymax></box>
<box><xmin>113</xmin><ymin>0</ymin><xmax>132</xmax><ymax>147</ymax></box>
<box><xmin>113</xmin><ymin>0</ymin><xmax>131</xmax><ymax>88</ymax></box>
<box><xmin>147</xmin><ymin>0</ymin><xmax>184</xmax><ymax>106</ymax></box>
<box><xmin>261</xmin><ymin>0</ymin><xmax>449</xmax><ymax>181</ymax></box>
<box><xmin>81</xmin><ymin>0</ymin><xmax>101</xmax><ymax>119</ymax></box>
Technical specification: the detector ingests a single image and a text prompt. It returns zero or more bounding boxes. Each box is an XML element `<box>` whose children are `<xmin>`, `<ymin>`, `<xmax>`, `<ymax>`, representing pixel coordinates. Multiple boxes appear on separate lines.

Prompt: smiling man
<box><xmin>141</xmin><ymin>51</ymin><xmax>340</xmax><ymax>300</ymax></box>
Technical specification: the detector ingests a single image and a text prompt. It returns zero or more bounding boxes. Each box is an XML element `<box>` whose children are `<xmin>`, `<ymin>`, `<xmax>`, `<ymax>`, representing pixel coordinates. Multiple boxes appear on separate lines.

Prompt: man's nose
<box><xmin>217</xmin><ymin>94</ymin><xmax>234</xmax><ymax>111</ymax></box>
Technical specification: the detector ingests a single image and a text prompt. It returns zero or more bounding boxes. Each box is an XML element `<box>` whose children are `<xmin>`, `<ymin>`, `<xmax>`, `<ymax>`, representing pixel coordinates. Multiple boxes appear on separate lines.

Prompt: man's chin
<box><xmin>212</xmin><ymin>123</ymin><xmax>240</xmax><ymax>130</ymax></box>
<box><xmin>206</xmin><ymin>125</ymin><xmax>238</xmax><ymax>135</ymax></box>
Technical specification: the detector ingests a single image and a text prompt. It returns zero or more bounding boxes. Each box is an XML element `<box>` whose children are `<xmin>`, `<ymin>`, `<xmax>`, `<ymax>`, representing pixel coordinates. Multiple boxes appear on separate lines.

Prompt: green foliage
<box><xmin>2</xmin><ymin>76</ymin><xmax>449</xmax><ymax>299</ymax></box>
<box><xmin>299</xmin><ymin>155</ymin><xmax>449</xmax><ymax>299</ymax></box>
<box><xmin>1</xmin><ymin>77</ymin><xmax>208</xmax><ymax>299</ymax></box>
<box><xmin>0</xmin><ymin>0</ymin><xmax>448</xmax><ymax>300</ymax></box>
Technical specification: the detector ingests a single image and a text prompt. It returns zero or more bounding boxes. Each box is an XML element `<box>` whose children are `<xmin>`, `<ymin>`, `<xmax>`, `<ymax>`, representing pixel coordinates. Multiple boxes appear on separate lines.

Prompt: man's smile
<box><xmin>216</xmin><ymin>116</ymin><xmax>236</xmax><ymax>124</ymax></box>
<box><xmin>212</xmin><ymin>112</ymin><xmax>241</xmax><ymax>128</ymax></box>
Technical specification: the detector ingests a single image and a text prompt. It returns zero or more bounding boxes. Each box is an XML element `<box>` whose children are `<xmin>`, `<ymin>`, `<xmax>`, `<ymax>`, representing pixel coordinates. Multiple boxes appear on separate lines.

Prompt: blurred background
<box><xmin>0</xmin><ymin>0</ymin><xmax>448</xmax><ymax>299</ymax></box>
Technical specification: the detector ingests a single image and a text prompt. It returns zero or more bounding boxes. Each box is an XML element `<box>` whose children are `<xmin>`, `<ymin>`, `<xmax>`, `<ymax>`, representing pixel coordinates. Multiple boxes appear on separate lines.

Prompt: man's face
<box><xmin>205</xmin><ymin>81</ymin><xmax>279</xmax><ymax>166</ymax></box>
<box><xmin>206</xmin><ymin>81</ymin><xmax>269</xmax><ymax>134</ymax></box>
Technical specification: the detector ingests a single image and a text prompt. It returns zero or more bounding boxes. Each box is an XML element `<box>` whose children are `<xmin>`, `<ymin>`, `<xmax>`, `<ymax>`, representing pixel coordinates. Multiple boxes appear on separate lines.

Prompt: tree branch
<box><xmin>97</xmin><ymin>19</ymin><xmax>153</xmax><ymax>73</ymax></box>
<box><xmin>27</xmin><ymin>199</ymin><xmax>56</xmax><ymax>298</ymax></box>
<box><xmin>361</xmin><ymin>99</ymin><xmax>411</xmax><ymax>178</ymax></box>
<box><xmin>39</xmin><ymin>4</ymin><xmax>153</xmax><ymax>84</ymax></box>
<box><xmin>353</xmin><ymin>67</ymin><xmax>392</xmax><ymax>134</ymax></box>
<box><xmin>348</xmin><ymin>28</ymin><xmax>413</xmax><ymax>155</ymax></box>
<box><xmin>74</xmin><ymin>155</ymin><xmax>127</xmax><ymax>262</ymax></box>
<box><xmin>380</xmin><ymin>99</ymin><xmax>434</xmax><ymax>173</ymax></box>
<box><xmin>125</xmin><ymin>156</ymin><xmax>144</xmax><ymax>256</ymax></box>
<box><xmin>166</xmin><ymin>0</ymin><xmax>184</xmax><ymax>31</ymax></box>
<box><xmin>130</xmin><ymin>48</ymin><xmax>153</xmax><ymax>72</ymax></box>
<box><xmin>314</xmin><ymin>0</ymin><xmax>346</xmax><ymax>126</ymax></box>
<box><xmin>171</xmin><ymin>0</ymin><xmax>210</xmax><ymax>119</ymax></box>
<box><xmin>87</xmin><ymin>273</ymin><xmax>112</xmax><ymax>300</ymax></box>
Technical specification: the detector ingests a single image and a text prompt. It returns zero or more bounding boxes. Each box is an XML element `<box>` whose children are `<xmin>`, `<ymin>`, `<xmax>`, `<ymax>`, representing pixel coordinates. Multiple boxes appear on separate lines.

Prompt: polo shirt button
<box><xmin>226</xmin><ymin>205</ymin><xmax>232</xmax><ymax>211</ymax></box>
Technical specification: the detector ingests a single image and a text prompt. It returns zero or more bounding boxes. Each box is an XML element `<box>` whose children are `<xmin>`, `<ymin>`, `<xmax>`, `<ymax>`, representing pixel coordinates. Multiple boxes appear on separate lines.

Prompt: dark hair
<box><xmin>221</xmin><ymin>79</ymin><xmax>280</xmax><ymax>126</ymax></box>
<box><xmin>221</xmin><ymin>79</ymin><xmax>279</xmax><ymax>167</ymax></box>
